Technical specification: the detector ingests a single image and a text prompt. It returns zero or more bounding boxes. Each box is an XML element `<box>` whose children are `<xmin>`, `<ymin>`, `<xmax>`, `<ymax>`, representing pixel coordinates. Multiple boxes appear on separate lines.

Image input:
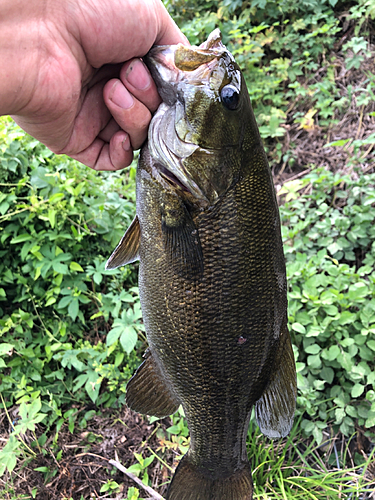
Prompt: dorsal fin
<box><xmin>105</xmin><ymin>215</ymin><xmax>140</xmax><ymax>270</ymax></box>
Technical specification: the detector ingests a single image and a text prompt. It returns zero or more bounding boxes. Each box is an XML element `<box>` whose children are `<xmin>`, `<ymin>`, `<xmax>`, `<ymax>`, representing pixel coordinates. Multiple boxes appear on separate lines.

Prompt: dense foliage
<box><xmin>0</xmin><ymin>121</ymin><xmax>144</xmax><ymax>474</ymax></box>
<box><xmin>281</xmin><ymin>169</ymin><xmax>375</xmax><ymax>443</ymax></box>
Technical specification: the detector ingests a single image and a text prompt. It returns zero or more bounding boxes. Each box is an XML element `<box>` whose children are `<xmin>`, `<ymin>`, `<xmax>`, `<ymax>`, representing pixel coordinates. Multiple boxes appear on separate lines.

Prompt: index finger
<box><xmin>153</xmin><ymin>1</ymin><xmax>190</xmax><ymax>46</ymax></box>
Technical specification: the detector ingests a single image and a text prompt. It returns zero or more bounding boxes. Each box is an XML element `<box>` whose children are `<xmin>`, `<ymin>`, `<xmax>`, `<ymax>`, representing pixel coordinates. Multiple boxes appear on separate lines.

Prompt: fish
<box><xmin>106</xmin><ymin>29</ymin><xmax>297</xmax><ymax>500</ymax></box>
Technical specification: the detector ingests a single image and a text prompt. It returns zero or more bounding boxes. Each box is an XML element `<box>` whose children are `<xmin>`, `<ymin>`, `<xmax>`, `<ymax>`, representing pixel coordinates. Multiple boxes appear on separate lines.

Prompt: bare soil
<box><xmin>0</xmin><ymin>406</ymin><xmax>179</xmax><ymax>499</ymax></box>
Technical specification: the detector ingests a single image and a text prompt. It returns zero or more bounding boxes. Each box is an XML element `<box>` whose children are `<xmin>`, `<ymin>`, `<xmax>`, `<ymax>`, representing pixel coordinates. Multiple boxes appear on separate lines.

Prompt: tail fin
<box><xmin>166</xmin><ymin>454</ymin><xmax>253</xmax><ymax>500</ymax></box>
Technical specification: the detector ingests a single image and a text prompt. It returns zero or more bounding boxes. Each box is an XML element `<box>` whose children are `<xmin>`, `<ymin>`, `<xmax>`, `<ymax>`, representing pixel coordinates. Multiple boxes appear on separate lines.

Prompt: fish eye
<box><xmin>220</xmin><ymin>85</ymin><xmax>240</xmax><ymax>110</ymax></box>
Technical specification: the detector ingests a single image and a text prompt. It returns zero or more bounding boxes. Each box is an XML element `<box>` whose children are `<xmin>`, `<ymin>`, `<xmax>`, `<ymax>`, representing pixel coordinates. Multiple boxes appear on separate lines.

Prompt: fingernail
<box><xmin>110</xmin><ymin>81</ymin><xmax>134</xmax><ymax>109</ymax></box>
<box><xmin>125</xmin><ymin>59</ymin><xmax>151</xmax><ymax>90</ymax></box>
<box><xmin>122</xmin><ymin>133</ymin><xmax>131</xmax><ymax>152</ymax></box>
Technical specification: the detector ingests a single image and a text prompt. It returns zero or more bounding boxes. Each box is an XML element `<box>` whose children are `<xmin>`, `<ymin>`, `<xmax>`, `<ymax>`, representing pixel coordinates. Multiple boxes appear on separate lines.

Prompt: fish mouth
<box><xmin>145</xmin><ymin>29</ymin><xmax>231</xmax><ymax>205</ymax></box>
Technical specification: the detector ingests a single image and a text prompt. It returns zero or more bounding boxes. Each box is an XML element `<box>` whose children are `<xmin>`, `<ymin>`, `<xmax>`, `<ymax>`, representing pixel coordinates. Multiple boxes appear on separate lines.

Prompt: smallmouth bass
<box><xmin>107</xmin><ymin>29</ymin><xmax>297</xmax><ymax>500</ymax></box>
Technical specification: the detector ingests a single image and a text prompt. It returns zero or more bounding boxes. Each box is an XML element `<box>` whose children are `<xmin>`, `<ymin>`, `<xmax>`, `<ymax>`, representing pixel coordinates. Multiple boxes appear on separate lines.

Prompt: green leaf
<box><xmin>45</xmin><ymin>297</ymin><xmax>56</xmax><ymax>306</ymax></box>
<box><xmin>366</xmin><ymin>414</ymin><xmax>375</xmax><ymax>428</ymax></box>
<box><xmin>68</xmin><ymin>298</ymin><xmax>79</xmax><ymax>321</ymax></box>
<box><xmin>10</xmin><ymin>233</ymin><xmax>32</xmax><ymax>244</ymax></box>
<box><xmin>73</xmin><ymin>373</ymin><xmax>89</xmax><ymax>391</ymax></box>
<box><xmin>307</xmin><ymin>354</ymin><xmax>321</xmax><ymax>369</ymax></box>
<box><xmin>338</xmin><ymin>311</ymin><xmax>356</xmax><ymax>325</ymax></box>
<box><xmin>48</xmin><ymin>209</ymin><xmax>56</xmax><ymax>228</ymax></box>
<box><xmin>85</xmin><ymin>370</ymin><xmax>101</xmax><ymax>403</ymax></box>
<box><xmin>305</xmin><ymin>344</ymin><xmax>320</xmax><ymax>354</ymax></box>
<box><xmin>351</xmin><ymin>383</ymin><xmax>365</xmax><ymax>398</ymax></box>
<box><xmin>337</xmin><ymin>351</ymin><xmax>353</xmax><ymax>371</ymax></box>
<box><xmin>34</xmin><ymin>466</ymin><xmax>49</xmax><ymax>472</ymax></box>
<box><xmin>127</xmin><ymin>463</ymin><xmax>142</xmax><ymax>475</ymax></box>
<box><xmin>58</xmin><ymin>296</ymin><xmax>72</xmax><ymax>309</ymax></box>
<box><xmin>306</xmin><ymin>325</ymin><xmax>321</xmax><ymax>337</ymax></box>
<box><xmin>348</xmin><ymin>282</ymin><xmax>368</xmax><ymax>301</ymax></box>
<box><xmin>93</xmin><ymin>272</ymin><xmax>103</xmax><ymax>285</ymax></box>
<box><xmin>49</xmin><ymin>192</ymin><xmax>64</xmax><ymax>203</ymax></box>
<box><xmin>324</xmin><ymin>139</ymin><xmax>350</xmax><ymax>147</ymax></box>
<box><xmin>0</xmin><ymin>436</ymin><xmax>20</xmax><ymax>475</ymax></box>
<box><xmin>312</xmin><ymin>426</ymin><xmax>323</xmax><ymax>444</ymax></box>
<box><xmin>120</xmin><ymin>326</ymin><xmax>138</xmax><ymax>355</ymax></box>
<box><xmin>0</xmin><ymin>343</ymin><xmax>14</xmax><ymax>356</ymax></box>
<box><xmin>143</xmin><ymin>455</ymin><xmax>155</xmax><ymax>468</ymax></box>
<box><xmin>106</xmin><ymin>326</ymin><xmax>122</xmax><ymax>346</ymax></box>
<box><xmin>320</xmin><ymin>366</ymin><xmax>334</xmax><ymax>384</ymax></box>
<box><xmin>325</xmin><ymin>345</ymin><xmax>340</xmax><ymax>361</ymax></box>
<box><xmin>335</xmin><ymin>407</ymin><xmax>345</xmax><ymax>424</ymax></box>
<box><xmin>292</xmin><ymin>322</ymin><xmax>306</xmax><ymax>333</ymax></box>
<box><xmin>53</xmin><ymin>262</ymin><xmax>68</xmax><ymax>274</ymax></box>
<box><xmin>70</xmin><ymin>261</ymin><xmax>84</xmax><ymax>272</ymax></box>
<box><xmin>346</xmin><ymin>405</ymin><xmax>358</xmax><ymax>418</ymax></box>
<box><xmin>15</xmin><ymin>399</ymin><xmax>46</xmax><ymax>433</ymax></box>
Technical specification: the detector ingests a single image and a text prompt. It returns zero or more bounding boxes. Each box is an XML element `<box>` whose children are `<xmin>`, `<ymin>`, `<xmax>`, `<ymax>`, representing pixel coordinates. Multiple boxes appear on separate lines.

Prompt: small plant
<box><xmin>127</xmin><ymin>452</ymin><xmax>155</xmax><ymax>486</ymax></box>
<box><xmin>100</xmin><ymin>479</ymin><xmax>121</xmax><ymax>494</ymax></box>
<box><xmin>126</xmin><ymin>487</ymin><xmax>141</xmax><ymax>500</ymax></box>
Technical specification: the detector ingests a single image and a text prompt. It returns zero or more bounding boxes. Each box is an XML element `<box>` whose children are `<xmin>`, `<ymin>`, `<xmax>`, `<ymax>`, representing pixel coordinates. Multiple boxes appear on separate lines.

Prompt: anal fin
<box><xmin>126</xmin><ymin>350</ymin><xmax>180</xmax><ymax>418</ymax></box>
<box><xmin>106</xmin><ymin>215</ymin><xmax>140</xmax><ymax>270</ymax></box>
<box><xmin>255</xmin><ymin>323</ymin><xmax>297</xmax><ymax>438</ymax></box>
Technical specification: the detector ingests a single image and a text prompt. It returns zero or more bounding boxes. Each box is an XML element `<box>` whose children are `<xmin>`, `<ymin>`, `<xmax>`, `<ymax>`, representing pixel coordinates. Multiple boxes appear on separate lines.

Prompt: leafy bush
<box><xmin>280</xmin><ymin>168</ymin><xmax>375</xmax><ymax>442</ymax></box>
<box><xmin>0</xmin><ymin>119</ymin><xmax>144</xmax><ymax>453</ymax></box>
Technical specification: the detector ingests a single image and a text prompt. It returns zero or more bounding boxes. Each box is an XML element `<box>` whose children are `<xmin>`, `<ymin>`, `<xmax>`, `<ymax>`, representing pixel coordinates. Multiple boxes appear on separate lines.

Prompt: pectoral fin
<box><xmin>126</xmin><ymin>350</ymin><xmax>180</xmax><ymax>418</ymax></box>
<box><xmin>255</xmin><ymin>324</ymin><xmax>297</xmax><ymax>438</ymax></box>
<box><xmin>106</xmin><ymin>215</ymin><xmax>140</xmax><ymax>270</ymax></box>
<box><xmin>161</xmin><ymin>198</ymin><xmax>203</xmax><ymax>280</ymax></box>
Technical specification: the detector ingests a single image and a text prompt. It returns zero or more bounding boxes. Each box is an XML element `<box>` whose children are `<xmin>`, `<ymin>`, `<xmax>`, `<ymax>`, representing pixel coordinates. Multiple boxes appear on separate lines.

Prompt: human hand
<box><xmin>1</xmin><ymin>0</ymin><xmax>187</xmax><ymax>170</ymax></box>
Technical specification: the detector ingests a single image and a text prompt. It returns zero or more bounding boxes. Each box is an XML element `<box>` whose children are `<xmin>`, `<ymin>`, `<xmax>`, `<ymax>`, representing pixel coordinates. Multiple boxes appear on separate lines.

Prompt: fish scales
<box><xmin>106</xmin><ymin>29</ymin><xmax>297</xmax><ymax>500</ymax></box>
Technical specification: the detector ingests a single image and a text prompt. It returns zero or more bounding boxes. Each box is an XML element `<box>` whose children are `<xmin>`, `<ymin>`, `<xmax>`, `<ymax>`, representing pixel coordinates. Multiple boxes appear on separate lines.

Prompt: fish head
<box><xmin>145</xmin><ymin>29</ymin><xmax>256</xmax><ymax>206</ymax></box>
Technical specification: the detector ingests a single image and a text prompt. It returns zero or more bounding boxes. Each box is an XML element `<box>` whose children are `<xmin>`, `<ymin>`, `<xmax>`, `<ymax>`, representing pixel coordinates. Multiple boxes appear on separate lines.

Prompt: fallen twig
<box><xmin>109</xmin><ymin>459</ymin><xmax>165</xmax><ymax>500</ymax></box>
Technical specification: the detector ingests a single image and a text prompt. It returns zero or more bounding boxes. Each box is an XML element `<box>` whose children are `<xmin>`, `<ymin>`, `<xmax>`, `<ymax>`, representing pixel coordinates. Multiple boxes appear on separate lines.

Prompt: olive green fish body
<box><xmin>107</xmin><ymin>30</ymin><xmax>296</xmax><ymax>500</ymax></box>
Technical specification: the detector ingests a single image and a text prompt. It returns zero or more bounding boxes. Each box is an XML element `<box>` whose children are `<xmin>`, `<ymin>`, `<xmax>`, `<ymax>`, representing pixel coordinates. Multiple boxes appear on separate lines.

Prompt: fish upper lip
<box><xmin>145</xmin><ymin>43</ymin><xmax>223</xmax><ymax>94</ymax></box>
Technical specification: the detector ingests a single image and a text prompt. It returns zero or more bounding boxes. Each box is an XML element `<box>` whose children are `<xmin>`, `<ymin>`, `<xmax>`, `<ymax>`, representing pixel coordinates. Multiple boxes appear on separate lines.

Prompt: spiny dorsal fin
<box><xmin>255</xmin><ymin>322</ymin><xmax>297</xmax><ymax>438</ymax></box>
<box><xmin>126</xmin><ymin>349</ymin><xmax>180</xmax><ymax>418</ymax></box>
<box><xmin>105</xmin><ymin>215</ymin><xmax>140</xmax><ymax>270</ymax></box>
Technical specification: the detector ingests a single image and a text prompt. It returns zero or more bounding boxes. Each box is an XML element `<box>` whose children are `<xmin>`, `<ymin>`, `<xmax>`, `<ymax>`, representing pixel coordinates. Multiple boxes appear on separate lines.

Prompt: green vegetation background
<box><xmin>1</xmin><ymin>0</ymin><xmax>375</xmax><ymax>498</ymax></box>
